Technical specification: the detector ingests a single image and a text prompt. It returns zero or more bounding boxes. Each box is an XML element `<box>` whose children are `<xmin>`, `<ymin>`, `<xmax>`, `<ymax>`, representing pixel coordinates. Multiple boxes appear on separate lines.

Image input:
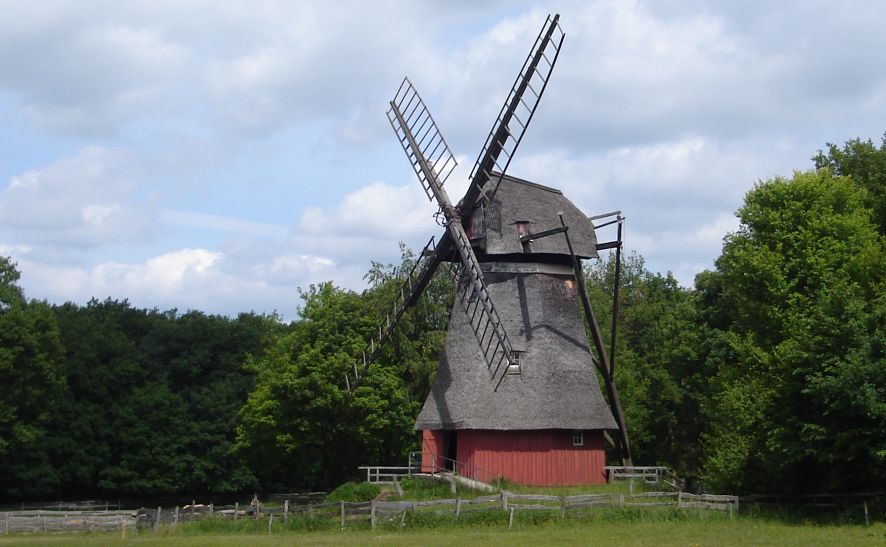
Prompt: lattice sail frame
<box><xmin>463</xmin><ymin>14</ymin><xmax>564</xmax><ymax>209</ymax></box>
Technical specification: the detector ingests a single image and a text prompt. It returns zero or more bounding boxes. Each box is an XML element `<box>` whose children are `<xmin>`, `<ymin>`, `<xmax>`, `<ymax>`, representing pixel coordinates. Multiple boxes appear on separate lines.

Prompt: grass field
<box><xmin>0</xmin><ymin>519</ymin><xmax>882</xmax><ymax>546</ymax></box>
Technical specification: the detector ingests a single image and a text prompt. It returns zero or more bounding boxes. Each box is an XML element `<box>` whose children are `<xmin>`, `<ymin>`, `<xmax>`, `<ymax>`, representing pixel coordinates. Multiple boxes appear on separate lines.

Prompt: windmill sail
<box><xmin>345</xmin><ymin>235</ymin><xmax>447</xmax><ymax>394</ymax></box>
<box><xmin>461</xmin><ymin>13</ymin><xmax>565</xmax><ymax>213</ymax></box>
<box><xmin>387</xmin><ymin>81</ymin><xmax>517</xmax><ymax>389</ymax></box>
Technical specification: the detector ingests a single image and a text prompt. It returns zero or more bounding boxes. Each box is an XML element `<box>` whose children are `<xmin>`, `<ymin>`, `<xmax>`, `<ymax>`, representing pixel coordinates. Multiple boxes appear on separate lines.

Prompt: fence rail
<box><xmin>0</xmin><ymin>491</ymin><xmax>740</xmax><ymax>535</ymax></box>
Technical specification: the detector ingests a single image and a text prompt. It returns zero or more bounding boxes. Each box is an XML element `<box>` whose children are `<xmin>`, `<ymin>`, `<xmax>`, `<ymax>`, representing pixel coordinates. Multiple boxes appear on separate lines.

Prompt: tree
<box><xmin>236</xmin><ymin>282</ymin><xmax>419</xmax><ymax>490</ymax></box>
<box><xmin>0</xmin><ymin>257</ymin><xmax>66</xmax><ymax>498</ymax></box>
<box><xmin>585</xmin><ymin>254</ymin><xmax>711</xmax><ymax>473</ymax></box>
<box><xmin>700</xmin><ymin>169</ymin><xmax>886</xmax><ymax>493</ymax></box>
<box><xmin>814</xmin><ymin>134</ymin><xmax>886</xmax><ymax>234</ymax></box>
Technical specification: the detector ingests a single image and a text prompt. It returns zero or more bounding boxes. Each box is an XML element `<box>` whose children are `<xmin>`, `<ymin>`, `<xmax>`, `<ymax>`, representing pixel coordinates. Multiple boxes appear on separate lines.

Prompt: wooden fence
<box><xmin>0</xmin><ymin>491</ymin><xmax>739</xmax><ymax>534</ymax></box>
<box><xmin>1</xmin><ymin>510</ymin><xmax>137</xmax><ymax>534</ymax></box>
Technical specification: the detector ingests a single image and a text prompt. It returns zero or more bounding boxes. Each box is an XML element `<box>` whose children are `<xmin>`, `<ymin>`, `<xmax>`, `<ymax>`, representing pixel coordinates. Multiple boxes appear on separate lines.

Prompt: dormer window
<box><xmin>507</xmin><ymin>351</ymin><xmax>524</xmax><ymax>375</ymax></box>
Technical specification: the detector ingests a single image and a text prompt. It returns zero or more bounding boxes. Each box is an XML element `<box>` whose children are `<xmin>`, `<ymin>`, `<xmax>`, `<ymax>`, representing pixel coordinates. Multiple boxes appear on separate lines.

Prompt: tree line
<box><xmin>1</xmin><ymin>136</ymin><xmax>883</xmax><ymax>500</ymax></box>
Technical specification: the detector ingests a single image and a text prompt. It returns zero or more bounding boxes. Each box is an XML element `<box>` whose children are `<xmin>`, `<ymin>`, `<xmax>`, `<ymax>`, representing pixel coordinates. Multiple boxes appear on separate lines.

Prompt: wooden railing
<box><xmin>604</xmin><ymin>466</ymin><xmax>685</xmax><ymax>490</ymax></box>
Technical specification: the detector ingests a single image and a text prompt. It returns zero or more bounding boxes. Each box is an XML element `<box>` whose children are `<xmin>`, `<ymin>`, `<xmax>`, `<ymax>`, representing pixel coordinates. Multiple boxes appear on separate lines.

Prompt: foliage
<box><xmin>0</xmin><ymin>264</ymin><xmax>282</xmax><ymax>500</ymax></box>
<box><xmin>325</xmin><ymin>481</ymin><xmax>381</xmax><ymax>502</ymax></box>
<box><xmin>236</xmin><ymin>247</ymin><xmax>452</xmax><ymax>491</ymax></box>
<box><xmin>814</xmin><ymin>133</ymin><xmax>886</xmax><ymax>234</ymax></box>
<box><xmin>0</xmin><ymin>257</ymin><xmax>66</xmax><ymax>498</ymax></box>
<box><xmin>700</xmin><ymin>169</ymin><xmax>886</xmax><ymax>493</ymax></box>
<box><xmin>584</xmin><ymin>254</ymin><xmax>710</xmax><ymax>473</ymax></box>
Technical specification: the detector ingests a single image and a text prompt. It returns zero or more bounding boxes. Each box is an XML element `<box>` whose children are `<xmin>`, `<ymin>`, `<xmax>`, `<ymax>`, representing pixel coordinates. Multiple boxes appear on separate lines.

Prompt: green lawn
<box><xmin>1</xmin><ymin>520</ymin><xmax>882</xmax><ymax>546</ymax></box>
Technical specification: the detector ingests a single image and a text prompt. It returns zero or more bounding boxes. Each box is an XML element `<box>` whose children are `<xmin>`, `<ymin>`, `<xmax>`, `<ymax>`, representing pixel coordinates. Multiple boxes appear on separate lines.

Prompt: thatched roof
<box><xmin>414</xmin><ymin>270</ymin><xmax>617</xmax><ymax>431</ymax></box>
<box><xmin>472</xmin><ymin>173</ymin><xmax>599</xmax><ymax>259</ymax></box>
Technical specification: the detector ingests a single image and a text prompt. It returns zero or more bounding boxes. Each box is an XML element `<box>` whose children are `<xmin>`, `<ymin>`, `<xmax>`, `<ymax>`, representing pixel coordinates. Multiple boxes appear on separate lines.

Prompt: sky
<box><xmin>1</xmin><ymin>0</ymin><xmax>885</xmax><ymax>320</ymax></box>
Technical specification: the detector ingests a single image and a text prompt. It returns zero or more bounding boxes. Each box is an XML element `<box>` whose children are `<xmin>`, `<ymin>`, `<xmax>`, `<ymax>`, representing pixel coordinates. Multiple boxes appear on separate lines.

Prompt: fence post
<box><xmin>864</xmin><ymin>501</ymin><xmax>870</xmax><ymax>527</ymax></box>
<box><xmin>308</xmin><ymin>503</ymin><xmax>314</xmax><ymax>519</ymax></box>
<box><xmin>4</xmin><ymin>512</ymin><xmax>8</xmax><ymax>534</ymax></box>
<box><xmin>502</xmin><ymin>491</ymin><xmax>508</xmax><ymax>511</ymax></box>
<box><xmin>156</xmin><ymin>506</ymin><xmax>161</xmax><ymax>529</ymax></box>
<box><xmin>339</xmin><ymin>501</ymin><xmax>345</xmax><ymax>529</ymax></box>
<box><xmin>173</xmin><ymin>506</ymin><xmax>179</xmax><ymax>527</ymax></box>
<box><xmin>210</xmin><ymin>503</ymin><xmax>214</xmax><ymax>517</ymax></box>
<box><xmin>677</xmin><ymin>491</ymin><xmax>682</xmax><ymax>509</ymax></box>
<box><xmin>619</xmin><ymin>494</ymin><xmax>624</xmax><ymax>508</ymax></box>
<box><xmin>284</xmin><ymin>499</ymin><xmax>289</xmax><ymax>523</ymax></box>
<box><xmin>268</xmin><ymin>514</ymin><xmax>273</xmax><ymax>534</ymax></box>
<box><xmin>121</xmin><ymin>516</ymin><xmax>126</xmax><ymax>540</ymax></box>
<box><xmin>43</xmin><ymin>516</ymin><xmax>47</xmax><ymax>533</ymax></box>
<box><xmin>559</xmin><ymin>496</ymin><xmax>566</xmax><ymax>520</ymax></box>
<box><xmin>508</xmin><ymin>507</ymin><xmax>514</xmax><ymax>529</ymax></box>
<box><xmin>455</xmin><ymin>498</ymin><xmax>461</xmax><ymax>518</ymax></box>
<box><xmin>371</xmin><ymin>500</ymin><xmax>378</xmax><ymax>529</ymax></box>
<box><xmin>191</xmin><ymin>500</ymin><xmax>196</xmax><ymax>522</ymax></box>
<box><xmin>234</xmin><ymin>502</ymin><xmax>239</xmax><ymax>520</ymax></box>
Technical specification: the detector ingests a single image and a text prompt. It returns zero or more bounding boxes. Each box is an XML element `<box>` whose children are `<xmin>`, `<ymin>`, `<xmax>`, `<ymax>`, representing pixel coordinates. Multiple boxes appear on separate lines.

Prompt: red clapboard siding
<box><xmin>454</xmin><ymin>429</ymin><xmax>606</xmax><ymax>486</ymax></box>
<box><xmin>420</xmin><ymin>430</ymin><xmax>444</xmax><ymax>472</ymax></box>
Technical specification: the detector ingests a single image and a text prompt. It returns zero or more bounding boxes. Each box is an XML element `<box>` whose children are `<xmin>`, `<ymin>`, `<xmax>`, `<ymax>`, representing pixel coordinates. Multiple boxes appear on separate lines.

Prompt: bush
<box><xmin>325</xmin><ymin>481</ymin><xmax>381</xmax><ymax>502</ymax></box>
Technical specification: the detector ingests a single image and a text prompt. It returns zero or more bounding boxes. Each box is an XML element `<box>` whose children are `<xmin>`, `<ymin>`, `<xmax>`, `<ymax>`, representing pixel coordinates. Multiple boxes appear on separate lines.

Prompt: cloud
<box><xmin>8</xmin><ymin>246</ymin><xmax>336</xmax><ymax>320</ymax></box>
<box><xmin>294</xmin><ymin>179</ymin><xmax>440</xmax><ymax>262</ymax></box>
<box><xmin>0</xmin><ymin>147</ymin><xmax>155</xmax><ymax>247</ymax></box>
<box><xmin>0</xmin><ymin>4</ymin><xmax>187</xmax><ymax>135</ymax></box>
<box><xmin>2</xmin><ymin>0</ymin><xmax>886</xmax><ymax>317</ymax></box>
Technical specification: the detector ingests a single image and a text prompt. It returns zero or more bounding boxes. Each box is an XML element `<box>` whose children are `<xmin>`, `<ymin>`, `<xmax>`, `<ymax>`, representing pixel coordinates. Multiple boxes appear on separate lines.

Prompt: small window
<box><xmin>572</xmin><ymin>431</ymin><xmax>584</xmax><ymax>446</ymax></box>
<box><xmin>515</xmin><ymin>221</ymin><xmax>531</xmax><ymax>238</ymax></box>
<box><xmin>507</xmin><ymin>351</ymin><xmax>523</xmax><ymax>375</ymax></box>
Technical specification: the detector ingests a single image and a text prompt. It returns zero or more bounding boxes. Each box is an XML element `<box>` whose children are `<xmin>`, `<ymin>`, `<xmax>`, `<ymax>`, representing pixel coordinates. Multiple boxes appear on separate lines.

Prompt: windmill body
<box><xmin>345</xmin><ymin>14</ymin><xmax>632</xmax><ymax>486</ymax></box>
<box><xmin>415</xmin><ymin>174</ymin><xmax>617</xmax><ymax>485</ymax></box>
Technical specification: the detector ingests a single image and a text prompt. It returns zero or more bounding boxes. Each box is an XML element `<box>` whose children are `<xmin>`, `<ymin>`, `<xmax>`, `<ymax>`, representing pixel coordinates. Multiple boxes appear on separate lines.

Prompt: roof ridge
<box><xmin>491</xmin><ymin>171</ymin><xmax>563</xmax><ymax>194</ymax></box>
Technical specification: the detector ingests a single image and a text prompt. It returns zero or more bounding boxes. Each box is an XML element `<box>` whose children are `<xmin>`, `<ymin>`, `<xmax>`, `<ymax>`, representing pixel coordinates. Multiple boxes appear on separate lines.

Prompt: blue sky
<box><xmin>2</xmin><ymin>0</ymin><xmax>885</xmax><ymax>320</ymax></box>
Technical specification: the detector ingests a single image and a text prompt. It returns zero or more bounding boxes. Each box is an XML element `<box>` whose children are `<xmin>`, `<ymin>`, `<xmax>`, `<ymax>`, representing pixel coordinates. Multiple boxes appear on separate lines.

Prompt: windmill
<box><xmin>346</xmin><ymin>14</ymin><xmax>632</xmax><ymax>483</ymax></box>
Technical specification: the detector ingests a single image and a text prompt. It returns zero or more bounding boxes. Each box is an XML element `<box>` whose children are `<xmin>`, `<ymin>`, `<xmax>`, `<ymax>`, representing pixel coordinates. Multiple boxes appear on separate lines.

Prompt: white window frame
<box><xmin>572</xmin><ymin>431</ymin><xmax>584</xmax><ymax>446</ymax></box>
<box><xmin>507</xmin><ymin>351</ymin><xmax>523</xmax><ymax>375</ymax></box>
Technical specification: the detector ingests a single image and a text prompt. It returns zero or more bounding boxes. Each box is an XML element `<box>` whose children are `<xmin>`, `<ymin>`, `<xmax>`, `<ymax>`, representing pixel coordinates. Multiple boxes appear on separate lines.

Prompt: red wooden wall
<box><xmin>420</xmin><ymin>430</ymin><xmax>444</xmax><ymax>473</ymax></box>
<box><xmin>422</xmin><ymin>429</ymin><xmax>606</xmax><ymax>486</ymax></box>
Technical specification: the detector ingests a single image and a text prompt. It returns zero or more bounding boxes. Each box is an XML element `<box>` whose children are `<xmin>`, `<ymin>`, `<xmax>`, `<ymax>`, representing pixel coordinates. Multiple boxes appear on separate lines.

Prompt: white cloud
<box><xmin>2</xmin><ymin>0</ymin><xmax>886</xmax><ymax>316</ymax></box>
<box><xmin>10</xmin><ymin>247</ymin><xmax>336</xmax><ymax>319</ymax></box>
<box><xmin>0</xmin><ymin>147</ymin><xmax>154</xmax><ymax>247</ymax></box>
<box><xmin>294</xmin><ymin>180</ymin><xmax>439</xmax><ymax>260</ymax></box>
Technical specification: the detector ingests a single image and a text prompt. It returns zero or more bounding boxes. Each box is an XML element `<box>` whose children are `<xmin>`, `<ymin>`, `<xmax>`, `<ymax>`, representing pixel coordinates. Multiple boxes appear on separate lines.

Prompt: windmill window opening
<box><xmin>572</xmin><ymin>431</ymin><xmax>584</xmax><ymax>446</ymax></box>
<box><xmin>508</xmin><ymin>351</ymin><xmax>524</xmax><ymax>375</ymax></box>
